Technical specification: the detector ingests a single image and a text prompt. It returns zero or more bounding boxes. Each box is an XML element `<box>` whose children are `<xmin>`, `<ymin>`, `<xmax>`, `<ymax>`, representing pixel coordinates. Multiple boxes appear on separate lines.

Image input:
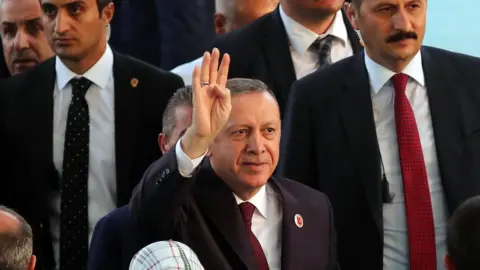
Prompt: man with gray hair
<box><xmin>158</xmin><ymin>86</ymin><xmax>193</xmax><ymax>154</ymax></box>
<box><xmin>89</xmin><ymin>49</ymin><xmax>337</xmax><ymax>269</ymax></box>
<box><xmin>0</xmin><ymin>206</ymin><xmax>36</xmax><ymax>270</ymax></box>
<box><xmin>0</xmin><ymin>0</ymin><xmax>53</xmax><ymax>76</ymax></box>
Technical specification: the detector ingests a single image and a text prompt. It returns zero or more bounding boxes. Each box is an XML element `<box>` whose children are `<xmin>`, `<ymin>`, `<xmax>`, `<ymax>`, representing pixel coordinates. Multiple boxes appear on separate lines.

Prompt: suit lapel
<box><xmin>193</xmin><ymin>161</ymin><xmax>257</xmax><ymax>269</ymax></box>
<box><xmin>260</xmin><ymin>9</ymin><xmax>297</xmax><ymax>106</ymax></box>
<box><xmin>341</xmin><ymin>53</ymin><xmax>383</xmax><ymax>234</ymax></box>
<box><xmin>421</xmin><ymin>47</ymin><xmax>461</xmax><ymax>214</ymax></box>
<box><xmin>270</xmin><ymin>178</ymin><xmax>309</xmax><ymax>269</ymax></box>
<box><xmin>112</xmin><ymin>52</ymin><xmax>141</xmax><ymax>206</ymax></box>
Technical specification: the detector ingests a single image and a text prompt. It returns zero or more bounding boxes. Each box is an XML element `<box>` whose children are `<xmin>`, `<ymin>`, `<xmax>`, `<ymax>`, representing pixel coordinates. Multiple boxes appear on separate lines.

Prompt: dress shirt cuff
<box><xmin>175</xmin><ymin>137</ymin><xmax>206</xmax><ymax>177</ymax></box>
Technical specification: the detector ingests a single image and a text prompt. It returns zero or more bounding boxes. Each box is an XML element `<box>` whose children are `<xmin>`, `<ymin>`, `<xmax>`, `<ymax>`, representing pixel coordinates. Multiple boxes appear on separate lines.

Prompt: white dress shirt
<box><xmin>171</xmin><ymin>6</ymin><xmax>353</xmax><ymax>84</ymax></box>
<box><xmin>365</xmin><ymin>51</ymin><xmax>448</xmax><ymax>269</ymax></box>
<box><xmin>51</xmin><ymin>45</ymin><xmax>117</xmax><ymax>268</ymax></box>
<box><xmin>175</xmin><ymin>140</ymin><xmax>283</xmax><ymax>269</ymax></box>
<box><xmin>279</xmin><ymin>5</ymin><xmax>353</xmax><ymax>79</ymax></box>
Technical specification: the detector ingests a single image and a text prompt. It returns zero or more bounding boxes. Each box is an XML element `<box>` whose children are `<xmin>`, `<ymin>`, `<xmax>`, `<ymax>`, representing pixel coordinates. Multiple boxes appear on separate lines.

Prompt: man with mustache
<box><xmin>279</xmin><ymin>0</ymin><xmax>480</xmax><ymax>269</ymax></box>
<box><xmin>0</xmin><ymin>0</ymin><xmax>53</xmax><ymax>76</ymax></box>
<box><xmin>0</xmin><ymin>0</ymin><xmax>183</xmax><ymax>269</ymax></box>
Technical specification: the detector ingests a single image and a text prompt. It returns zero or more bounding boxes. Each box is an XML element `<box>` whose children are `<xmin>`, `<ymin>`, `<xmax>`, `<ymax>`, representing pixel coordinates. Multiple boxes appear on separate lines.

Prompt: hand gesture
<box><xmin>182</xmin><ymin>48</ymin><xmax>231</xmax><ymax>158</ymax></box>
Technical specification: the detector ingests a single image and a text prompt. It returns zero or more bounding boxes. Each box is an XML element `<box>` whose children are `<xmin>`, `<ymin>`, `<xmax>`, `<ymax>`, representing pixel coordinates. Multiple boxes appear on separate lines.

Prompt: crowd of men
<box><xmin>1</xmin><ymin>0</ymin><xmax>480</xmax><ymax>269</ymax></box>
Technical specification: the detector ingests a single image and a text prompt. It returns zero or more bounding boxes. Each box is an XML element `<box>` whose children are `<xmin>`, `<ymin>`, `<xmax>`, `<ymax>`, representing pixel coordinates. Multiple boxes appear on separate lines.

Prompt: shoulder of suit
<box><xmin>422</xmin><ymin>46</ymin><xmax>480</xmax><ymax>80</ymax></box>
<box><xmin>423</xmin><ymin>46</ymin><xmax>480</xmax><ymax>63</ymax></box>
<box><xmin>114</xmin><ymin>52</ymin><xmax>183</xmax><ymax>81</ymax></box>
<box><xmin>273</xmin><ymin>176</ymin><xmax>329</xmax><ymax>202</ymax></box>
<box><xmin>1</xmin><ymin>57</ymin><xmax>55</xmax><ymax>91</ymax></box>
<box><xmin>292</xmin><ymin>54</ymin><xmax>359</xmax><ymax>96</ymax></box>
<box><xmin>214</xmin><ymin>11</ymin><xmax>275</xmax><ymax>49</ymax></box>
<box><xmin>100</xmin><ymin>205</ymin><xmax>132</xmax><ymax>227</ymax></box>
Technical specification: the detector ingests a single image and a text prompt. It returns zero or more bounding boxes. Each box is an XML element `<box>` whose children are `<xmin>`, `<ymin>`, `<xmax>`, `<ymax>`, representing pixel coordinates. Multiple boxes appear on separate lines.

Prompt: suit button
<box><xmin>39</xmin><ymin>223</ymin><xmax>43</xmax><ymax>229</ymax></box>
<box><xmin>165</xmin><ymin>168</ymin><xmax>170</xmax><ymax>174</ymax></box>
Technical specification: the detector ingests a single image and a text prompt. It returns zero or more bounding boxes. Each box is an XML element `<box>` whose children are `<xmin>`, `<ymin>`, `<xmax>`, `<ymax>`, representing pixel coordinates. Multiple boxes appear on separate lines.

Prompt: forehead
<box><xmin>236</xmin><ymin>0</ymin><xmax>277</xmax><ymax>13</ymax></box>
<box><xmin>0</xmin><ymin>0</ymin><xmax>42</xmax><ymax>22</ymax></box>
<box><xmin>173</xmin><ymin>105</ymin><xmax>192</xmax><ymax>122</ymax></box>
<box><xmin>228</xmin><ymin>91</ymin><xmax>280</xmax><ymax>125</ymax></box>
<box><xmin>0</xmin><ymin>211</ymin><xmax>19</xmax><ymax>233</ymax></box>
<box><xmin>40</xmin><ymin>0</ymin><xmax>96</xmax><ymax>7</ymax></box>
<box><xmin>360</xmin><ymin>0</ymin><xmax>425</xmax><ymax>6</ymax></box>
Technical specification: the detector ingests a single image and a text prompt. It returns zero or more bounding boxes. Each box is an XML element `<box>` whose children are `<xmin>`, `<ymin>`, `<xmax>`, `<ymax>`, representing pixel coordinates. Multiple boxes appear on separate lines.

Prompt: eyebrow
<box><xmin>1</xmin><ymin>17</ymin><xmax>42</xmax><ymax>26</ymax></box>
<box><xmin>42</xmin><ymin>0</ymin><xmax>87</xmax><ymax>8</ymax></box>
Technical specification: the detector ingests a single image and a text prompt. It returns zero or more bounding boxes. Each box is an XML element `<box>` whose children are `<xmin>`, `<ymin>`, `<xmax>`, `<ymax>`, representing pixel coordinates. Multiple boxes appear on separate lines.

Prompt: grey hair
<box><xmin>162</xmin><ymin>86</ymin><xmax>194</xmax><ymax>138</ymax></box>
<box><xmin>161</xmin><ymin>79</ymin><xmax>275</xmax><ymax>138</ymax></box>
<box><xmin>226</xmin><ymin>78</ymin><xmax>276</xmax><ymax>100</ymax></box>
<box><xmin>0</xmin><ymin>206</ymin><xmax>33</xmax><ymax>270</ymax></box>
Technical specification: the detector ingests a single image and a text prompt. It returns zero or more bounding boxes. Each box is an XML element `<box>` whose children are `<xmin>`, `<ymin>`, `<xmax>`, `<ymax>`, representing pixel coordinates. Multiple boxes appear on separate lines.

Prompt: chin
<box><xmin>239</xmin><ymin>173</ymin><xmax>271</xmax><ymax>189</ymax></box>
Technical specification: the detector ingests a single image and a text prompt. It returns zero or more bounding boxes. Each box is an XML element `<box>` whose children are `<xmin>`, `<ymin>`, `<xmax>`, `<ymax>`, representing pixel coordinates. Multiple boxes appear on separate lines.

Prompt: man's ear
<box><xmin>214</xmin><ymin>13</ymin><xmax>227</xmax><ymax>35</ymax></box>
<box><xmin>345</xmin><ymin>2</ymin><xmax>360</xmax><ymax>30</ymax></box>
<box><xmin>158</xmin><ymin>133</ymin><xmax>169</xmax><ymax>154</ymax></box>
<box><xmin>101</xmin><ymin>2</ymin><xmax>115</xmax><ymax>25</ymax></box>
<box><xmin>27</xmin><ymin>255</ymin><xmax>36</xmax><ymax>270</ymax></box>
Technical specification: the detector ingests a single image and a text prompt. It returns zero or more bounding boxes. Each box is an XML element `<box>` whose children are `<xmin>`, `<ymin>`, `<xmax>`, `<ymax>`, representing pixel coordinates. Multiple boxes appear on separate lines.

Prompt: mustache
<box><xmin>12</xmin><ymin>50</ymin><xmax>38</xmax><ymax>63</ymax></box>
<box><xmin>385</xmin><ymin>31</ymin><xmax>418</xmax><ymax>43</ymax></box>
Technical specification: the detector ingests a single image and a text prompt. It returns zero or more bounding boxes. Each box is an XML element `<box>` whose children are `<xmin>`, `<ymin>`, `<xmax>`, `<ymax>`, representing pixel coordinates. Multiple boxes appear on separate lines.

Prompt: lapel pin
<box><xmin>294</xmin><ymin>214</ymin><xmax>303</xmax><ymax>228</ymax></box>
<box><xmin>130</xmin><ymin>78</ymin><xmax>139</xmax><ymax>88</ymax></box>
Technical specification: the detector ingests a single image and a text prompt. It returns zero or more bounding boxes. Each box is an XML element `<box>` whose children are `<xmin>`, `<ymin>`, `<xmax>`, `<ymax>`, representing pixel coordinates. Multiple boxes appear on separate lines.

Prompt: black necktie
<box><xmin>60</xmin><ymin>77</ymin><xmax>92</xmax><ymax>270</ymax></box>
<box><xmin>312</xmin><ymin>35</ymin><xmax>334</xmax><ymax>68</ymax></box>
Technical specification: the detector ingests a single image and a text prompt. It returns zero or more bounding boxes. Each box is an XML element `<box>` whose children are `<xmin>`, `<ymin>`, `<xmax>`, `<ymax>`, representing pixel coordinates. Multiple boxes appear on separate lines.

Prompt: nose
<box><xmin>13</xmin><ymin>29</ymin><xmax>30</xmax><ymax>51</ymax></box>
<box><xmin>392</xmin><ymin>8</ymin><xmax>413</xmax><ymax>32</ymax></box>
<box><xmin>246</xmin><ymin>131</ymin><xmax>266</xmax><ymax>155</ymax></box>
<box><xmin>54</xmin><ymin>11</ymin><xmax>70</xmax><ymax>34</ymax></box>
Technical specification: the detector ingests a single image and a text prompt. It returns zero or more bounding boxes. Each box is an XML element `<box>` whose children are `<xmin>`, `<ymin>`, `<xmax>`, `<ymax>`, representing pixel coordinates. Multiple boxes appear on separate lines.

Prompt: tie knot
<box><xmin>312</xmin><ymin>35</ymin><xmax>334</xmax><ymax>50</ymax></box>
<box><xmin>391</xmin><ymin>73</ymin><xmax>409</xmax><ymax>93</ymax></box>
<box><xmin>239</xmin><ymin>202</ymin><xmax>256</xmax><ymax>223</ymax></box>
<box><xmin>312</xmin><ymin>35</ymin><xmax>334</xmax><ymax>67</ymax></box>
<box><xmin>70</xmin><ymin>77</ymin><xmax>92</xmax><ymax>97</ymax></box>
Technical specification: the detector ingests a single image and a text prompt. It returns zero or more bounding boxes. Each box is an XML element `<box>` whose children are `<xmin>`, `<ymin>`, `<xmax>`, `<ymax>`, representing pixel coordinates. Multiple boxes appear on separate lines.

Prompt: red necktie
<box><xmin>392</xmin><ymin>73</ymin><xmax>436</xmax><ymax>269</ymax></box>
<box><xmin>239</xmin><ymin>202</ymin><xmax>269</xmax><ymax>270</ymax></box>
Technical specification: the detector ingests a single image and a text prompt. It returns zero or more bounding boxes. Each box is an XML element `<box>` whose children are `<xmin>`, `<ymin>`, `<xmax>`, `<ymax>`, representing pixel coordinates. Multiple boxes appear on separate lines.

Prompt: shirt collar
<box><xmin>233</xmin><ymin>185</ymin><xmax>268</xmax><ymax>219</ymax></box>
<box><xmin>364</xmin><ymin>49</ymin><xmax>425</xmax><ymax>95</ymax></box>
<box><xmin>279</xmin><ymin>5</ymin><xmax>349</xmax><ymax>55</ymax></box>
<box><xmin>55</xmin><ymin>45</ymin><xmax>114</xmax><ymax>91</ymax></box>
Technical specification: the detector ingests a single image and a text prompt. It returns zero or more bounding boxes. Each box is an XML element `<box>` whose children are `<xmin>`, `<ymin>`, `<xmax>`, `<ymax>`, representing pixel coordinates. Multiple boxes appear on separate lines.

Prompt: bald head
<box><xmin>0</xmin><ymin>206</ymin><xmax>36</xmax><ymax>270</ymax></box>
<box><xmin>0</xmin><ymin>208</ymin><xmax>20</xmax><ymax>233</ymax></box>
<box><xmin>214</xmin><ymin>0</ymin><xmax>278</xmax><ymax>34</ymax></box>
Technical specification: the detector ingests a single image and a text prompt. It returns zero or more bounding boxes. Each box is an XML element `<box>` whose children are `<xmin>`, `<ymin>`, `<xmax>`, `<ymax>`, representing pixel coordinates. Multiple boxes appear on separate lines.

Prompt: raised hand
<box><xmin>182</xmin><ymin>48</ymin><xmax>231</xmax><ymax>159</ymax></box>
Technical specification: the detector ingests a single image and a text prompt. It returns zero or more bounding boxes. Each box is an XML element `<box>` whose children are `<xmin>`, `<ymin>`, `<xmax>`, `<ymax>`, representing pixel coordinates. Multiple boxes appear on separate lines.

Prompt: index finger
<box><xmin>217</xmin><ymin>53</ymin><xmax>230</xmax><ymax>87</ymax></box>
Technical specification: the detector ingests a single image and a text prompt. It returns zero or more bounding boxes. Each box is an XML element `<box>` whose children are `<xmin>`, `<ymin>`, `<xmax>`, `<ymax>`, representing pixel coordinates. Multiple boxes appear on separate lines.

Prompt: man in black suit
<box><xmin>279</xmin><ymin>0</ymin><xmax>480</xmax><ymax>269</ymax></box>
<box><xmin>178</xmin><ymin>0</ymin><xmax>362</xmax><ymax>117</ymax></box>
<box><xmin>0</xmin><ymin>0</ymin><xmax>183</xmax><ymax>269</ymax></box>
<box><xmin>88</xmin><ymin>49</ymin><xmax>338</xmax><ymax>269</ymax></box>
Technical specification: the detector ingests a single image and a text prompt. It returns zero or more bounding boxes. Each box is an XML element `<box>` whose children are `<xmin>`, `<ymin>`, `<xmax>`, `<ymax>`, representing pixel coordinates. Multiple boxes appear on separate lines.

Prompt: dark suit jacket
<box><xmin>0</xmin><ymin>52</ymin><xmax>184</xmax><ymax>270</ymax></box>
<box><xmin>279</xmin><ymin>46</ymin><xmax>480</xmax><ymax>269</ymax></box>
<box><xmin>112</xmin><ymin>0</ymin><xmax>215</xmax><ymax>69</ymax></box>
<box><xmin>213</xmin><ymin>8</ymin><xmax>362</xmax><ymax>117</ymax></box>
<box><xmin>88</xmin><ymin>149</ymin><xmax>337</xmax><ymax>270</ymax></box>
